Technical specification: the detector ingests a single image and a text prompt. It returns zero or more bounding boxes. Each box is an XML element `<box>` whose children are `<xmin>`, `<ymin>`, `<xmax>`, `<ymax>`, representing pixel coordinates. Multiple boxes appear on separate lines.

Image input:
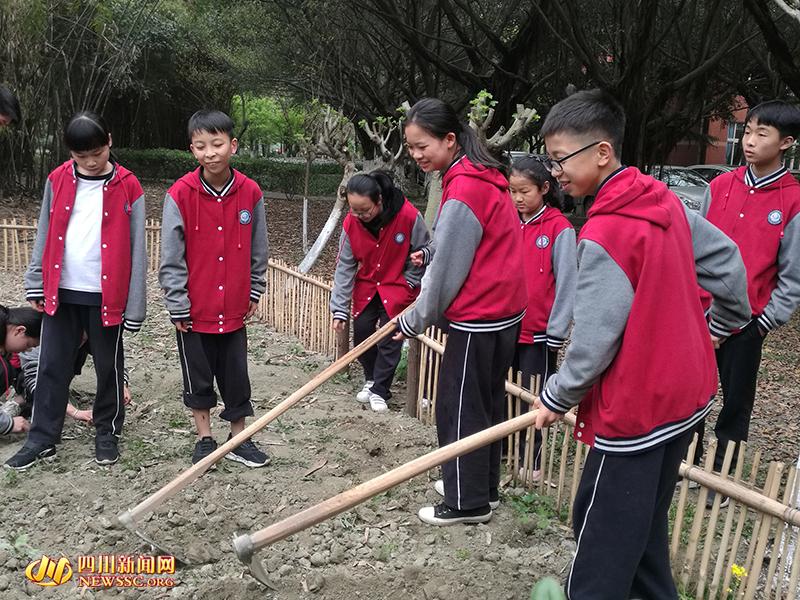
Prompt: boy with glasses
<box><xmin>533</xmin><ymin>89</ymin><xmax>751</xmax><ymax>599</ymax></box>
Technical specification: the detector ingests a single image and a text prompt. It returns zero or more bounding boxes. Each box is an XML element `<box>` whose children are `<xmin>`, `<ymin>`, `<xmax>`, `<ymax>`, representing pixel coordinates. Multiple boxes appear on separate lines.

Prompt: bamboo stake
<box><xmin>767</xmin><ymin>468</ymin><xmax>796</xmax><ymax>598</ymax></box>
<box><xmin>776</xmin><ymin>471</ymin><xmax>800</xmax><ymax>600</ymax></box>
<box><xmin>697</xmin><ymin>441</ymin><xmax>737</xmax><ymax>598</ymax></box>
<box><xmin>682</xmin><ymin>440</ymin><xmax>718</xmax><ymax>588</ymax></box>
<box><xmin>567</xmin><ymin>436</ymin><xmax>583</xmax><ymax>523</ymax></box>
<box><xmin>787</xmin><ymin>524</ymin><xmax>800</xmax><ymax>600</ymax></box>
<box><xmin>556</xmin><ymin>422</ymin><xmax>571</xmax><ymax>511</ymax></box>
<box><xmin>671</xmin><ymin>435</ymin><xmax>699</xmax><ymax>564</ymax></box>
<box><xmin>545</xmin><ymin>419</ymin><xmax>557</xmax><ymax>500</ymax></box>
<box><xmin>710</xmin><ymin>443</ymin><xmax>747</xmax><ymax>599</ymax></box>
<box><xmin>722</xmin><ymin>450</ymin><xmax>762</xmax><ymax>596</ymax></box>
<box><xmin>744</xmin><ymin>462</ymin><xmax>785</xmax><ymax>599</ymax></box>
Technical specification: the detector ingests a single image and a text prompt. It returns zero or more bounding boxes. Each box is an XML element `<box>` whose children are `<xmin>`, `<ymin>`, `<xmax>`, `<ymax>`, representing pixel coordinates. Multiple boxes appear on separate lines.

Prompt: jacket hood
<box><xmin>442</xmin><ymin>155</ymin><xmax>509</xmax><ymax>193</ymax></box>
<box><xmin>588</xmin><ymin>167</ymin><xmax>673</xmax><ymax>230</ymax></box>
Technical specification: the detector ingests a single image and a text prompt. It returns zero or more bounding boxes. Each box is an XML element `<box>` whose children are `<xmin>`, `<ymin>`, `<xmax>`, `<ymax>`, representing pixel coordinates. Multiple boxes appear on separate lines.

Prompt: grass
<box><xmin>375</xmin><ymin>542</ymin><xmax>397</xmax><ymax>562</ymax></box>
<box><xmin>455</xmin><ymin>547</ymin><xmax>470</xmax><ymax>560</ymax></box>
<box><xmin>505</xmin><ymin>491</ymin><xmax>566</xmax><ymax>528</ymax></box>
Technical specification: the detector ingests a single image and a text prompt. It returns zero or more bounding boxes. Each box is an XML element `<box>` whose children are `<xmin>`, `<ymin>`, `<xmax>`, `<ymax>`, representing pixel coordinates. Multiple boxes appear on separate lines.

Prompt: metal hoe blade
<box><xmin>232</xmin><ymin>534</ymin><xmax>277</xmax><ymax>589</ymax></box>
<box><xmin>116</xmin><ymin>511</ymin><xmax>191</xmax><ymax>566</ymax></box>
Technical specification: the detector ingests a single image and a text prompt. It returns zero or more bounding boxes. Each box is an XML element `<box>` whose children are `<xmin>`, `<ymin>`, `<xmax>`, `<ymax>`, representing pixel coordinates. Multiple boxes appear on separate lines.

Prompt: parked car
<box><xmin>687</xmin><ymin>164</ymin><xmax>736</xmax><ymax>183</ymax></box>
<box><xmin>649</xmin><ymin>165</ymin><xmax>709</xmax><ymax>211</ymax></box>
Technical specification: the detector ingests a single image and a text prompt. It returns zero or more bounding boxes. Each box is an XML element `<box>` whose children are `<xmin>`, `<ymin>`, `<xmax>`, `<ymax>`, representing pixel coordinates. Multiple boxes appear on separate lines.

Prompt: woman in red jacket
<box><xmin>331</xmin><ymin>171</ymin><xmax>430</xmax><ymax>412</ymax></box>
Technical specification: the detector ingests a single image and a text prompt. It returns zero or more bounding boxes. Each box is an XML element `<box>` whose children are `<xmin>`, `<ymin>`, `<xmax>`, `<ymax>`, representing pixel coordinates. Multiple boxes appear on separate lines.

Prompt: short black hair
<box><xmin>0</xmin><ymin>84</ymin><xmax>21</xmax><ymax>124</ymax></box>
<box><xmin>188</xmin><ymin>109</ymin><xmax>235</xmax><ymax>141</ymax></box>
<box><xmin>64</xmin><ymin>111</ymin><xmax>111</xmax><ymax>152</ymax></box>
<box><xmin>540</xmin><ymin>89</ymin><xmax>626</xmax><ymax>157</ymax></box>
<box><xmin>7</xmin><ymin>307</ymin><xmax>42</xmax><ymax>339</ymax></box>
<box><xmin>745</xmin><ymin>100</ymin><xmax>800</xmax><ymax>140</ymax></box>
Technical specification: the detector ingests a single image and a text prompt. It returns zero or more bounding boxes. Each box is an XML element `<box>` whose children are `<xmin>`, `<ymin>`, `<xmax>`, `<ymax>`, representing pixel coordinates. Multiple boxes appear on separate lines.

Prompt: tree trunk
<box><xmin>303</xmin><ymin>156</ymin><xmax>311</xmax><ymax>253</ymax></box>
<box><xmin>298</xmin><ymin>161</ymin><xmax>355</xmax><ymax>273</ymax></box>
<box><xmin>423</xmin><ymin>172</ymin><xmax>443</xmax><ymax>228</ymax></box>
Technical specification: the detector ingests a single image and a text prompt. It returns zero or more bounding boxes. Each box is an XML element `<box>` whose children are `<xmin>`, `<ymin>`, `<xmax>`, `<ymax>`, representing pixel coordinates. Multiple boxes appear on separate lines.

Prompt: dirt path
<box><xmin>0</xmin><ymin>276</ymin><xmax>573</xmax><ymax>598</ymax></box>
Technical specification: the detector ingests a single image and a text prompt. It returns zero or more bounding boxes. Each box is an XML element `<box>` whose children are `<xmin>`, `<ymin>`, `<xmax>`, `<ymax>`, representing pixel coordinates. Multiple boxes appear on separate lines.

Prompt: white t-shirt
<box><xmin>59</xmin><ymin>175</ymin><xmax>104</xmax><ymax>292</ymax></box>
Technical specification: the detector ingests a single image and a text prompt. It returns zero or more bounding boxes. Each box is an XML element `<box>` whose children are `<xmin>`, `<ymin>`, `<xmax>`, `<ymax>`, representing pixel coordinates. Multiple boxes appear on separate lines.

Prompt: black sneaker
<box><xmin>192</xmin><ymin>436</ymin><xmax>218</xmax><ymax>465</ymax></box>
<box><xmin>418</xmin><ymin>502</ymin><xmax>492</xmax><ymax>526</ymax></box>
<box><xmin>224</xmin><ymin>434</ymin><xmax>269</xmax><ymax>468</ymax></box>
<box><xmin>95</xmin><ymin>437</ymin><xmax>119</xmax><ymax>465</ymax></box>
<box><xmin>706</xmin><ymin>490</ymin><xmax>730</xmax><ymax>509</ymax></box>
<box><xmin>5</xmin><ymin>443</ymin><xmax>56</xmax><ymax>471</ymax></box>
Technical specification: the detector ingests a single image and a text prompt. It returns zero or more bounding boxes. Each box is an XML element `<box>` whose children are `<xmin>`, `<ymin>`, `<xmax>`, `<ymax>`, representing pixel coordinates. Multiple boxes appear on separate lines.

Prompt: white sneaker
<box><xmin>368</xmin><ymin>393</ymin><xmax>388</xmax><ymax>413</ymax></box>
<box><xmin>433</xmin><ymin>479</ymin><xmax>499</xmax><ymax>510</ymax></box>
<box><xmin>356</xmin><ymin>381</ymin><xmax>374</xmax><ymax>403</ymax></box>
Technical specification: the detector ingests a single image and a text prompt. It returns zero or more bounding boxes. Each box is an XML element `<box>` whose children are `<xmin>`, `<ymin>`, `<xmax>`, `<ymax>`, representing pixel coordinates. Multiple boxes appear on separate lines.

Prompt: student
<box><xmin>396</xmin><ymin>98</ymin><xmax>527</xmax><ymax>525</ymax></box>
<box><xmin>6</xmin><ymin>112</ymin><xmax>146</xmax><ymax>470</ymax></box>
<box><xmin>330</xmin><ymin>171</ymin><xmax>430</xmax><ymax>412</ymax></box>
<box><xmin>533</xmin><ymin>89</ymin><xmax>750</xmax><ymax>599</ymax></box>
<box><xmin>507</xmin><ymin>156</ymin><xmax>577</xmax><ymax>479</ymax></box>
<box><xmin>0</xmin><ymin>305</ymin><xmax>40</xmax><ymax>435</ymax></box>
<box><xmin>700</xmin><ymin>100</ymin><xmax>800</xmax><ymax>495</ymax></box>
<box><xmin>159</xmin><ymin>109</ymin><xmax>269</xmax><ymax>467</ymax></box>
<box><xmin>0</xmin><ymin>84</ymin><xmax>21</xmax><ymax>127</ymax></box>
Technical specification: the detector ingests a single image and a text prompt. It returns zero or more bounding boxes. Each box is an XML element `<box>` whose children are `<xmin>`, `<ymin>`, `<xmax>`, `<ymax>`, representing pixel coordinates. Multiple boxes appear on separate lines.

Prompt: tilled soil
<box><xmin>0</xmin><ymin>276</ymin><xmax>573</xmax><ymax>599</ymax></box>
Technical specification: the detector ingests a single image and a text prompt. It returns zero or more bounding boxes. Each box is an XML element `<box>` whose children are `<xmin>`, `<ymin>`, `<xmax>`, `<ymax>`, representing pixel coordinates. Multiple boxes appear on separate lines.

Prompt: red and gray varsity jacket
<box><xmin>540</xmin><ymin>167</ymin><xmax>751</xmax><ymax>454</ymax></box>
<box><xmin>24</xmin><ymin>161</ymin><xmax>146</xmax><ymax>330</ymax></box>
<box><xmin>330</xmin><ymin>198</ymin><xmax>429</xmax><ymax>321</ymax></box>
<box><xmin>517</xmin><ymin>206</ymin><xmax>577</xmax><ymax>349</ymax></box>
<box><xmin>397</xmin><ymin>156</ymin><xmax>527</xmax><ymax>337</ymax></box>
<box><xmin>158</xmin><ymin>168</ymin><xmax>268</xmax><ymax>334</ymax></box>
<box><xmin>701</xmin><ymin>166</ymin><xmax>800</xmax><ymax>333</ymax></box>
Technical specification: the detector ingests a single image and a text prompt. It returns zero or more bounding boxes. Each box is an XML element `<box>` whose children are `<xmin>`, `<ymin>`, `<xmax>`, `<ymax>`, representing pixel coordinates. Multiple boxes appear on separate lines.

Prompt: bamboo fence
<box><xmin>3</xmin><ymin>218</ymin><xmax>800</xmax><ymax>597</ymax></box>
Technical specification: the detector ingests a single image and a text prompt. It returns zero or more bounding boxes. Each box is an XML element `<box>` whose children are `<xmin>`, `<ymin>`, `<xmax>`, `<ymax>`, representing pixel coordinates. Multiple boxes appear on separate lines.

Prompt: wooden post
<box><xmin>405</xmin><ymin>338</ymin><xmax>421</xmax><ymax>417</ymax></box>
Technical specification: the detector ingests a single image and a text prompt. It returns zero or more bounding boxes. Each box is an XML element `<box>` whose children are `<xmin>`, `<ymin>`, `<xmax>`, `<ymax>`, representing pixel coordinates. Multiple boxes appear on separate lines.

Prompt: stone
<box><xmin>307</xmin><ymin>573</ymin><xmax>325</xmax><ymax>592</ymax></box>
<box><xmin>310</xmin><ymin>552</ymin><xmax>326</xmax><ymax>567</ymax></box>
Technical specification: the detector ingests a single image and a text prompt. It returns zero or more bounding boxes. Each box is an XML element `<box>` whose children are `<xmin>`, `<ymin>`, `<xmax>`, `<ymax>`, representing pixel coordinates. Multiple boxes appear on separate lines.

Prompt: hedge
<box><xmin>113</xmin><ymin>148</ymin><xmax>342</xmax><ymax>196</ymax></box>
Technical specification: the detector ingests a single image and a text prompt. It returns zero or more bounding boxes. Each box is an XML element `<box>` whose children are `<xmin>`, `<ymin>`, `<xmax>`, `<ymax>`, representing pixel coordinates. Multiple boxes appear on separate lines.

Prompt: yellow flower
<box><xmin>731</xmin><ymin>564</ymin><xmax>747</xmax><ymax>579</ymax></box>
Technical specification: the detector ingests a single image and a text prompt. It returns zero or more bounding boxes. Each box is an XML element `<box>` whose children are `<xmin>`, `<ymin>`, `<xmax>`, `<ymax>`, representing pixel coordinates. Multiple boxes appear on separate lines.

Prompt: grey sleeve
<box><xmin>699</xmin><ymin>186</ymin><xmax>711</xmax><ymax>218</ymax></box>
<box><xmin>540</xmin><ymin>240</ymin><xmax>633</xmax><ymax>413</ymax></box>
<box><xmin>684</xmin><ymin>206</ymin><xmax>751</xmax><ymax>336</ymax></box>
<box><xmin>404</xmin><ymin>213</ymin><xmax>432</xmax><ymax>288</ymax></box>
<box><xmin>0</xmin><ymin>411</ymin><xmax>11</xmax><ymax>435</ymax></box>
<box><xmin>19</xmin><ymin>347</ymin><xmax>39</xmax><ymax>402</ymax></box>
<box><xmin>760</xmin><ymin>212</ymin><xmax>800</xmax><ymax>331</ymax></box>
<box><xmin>330</xmin><ymin>230</ymin><xmax>357</xmax><ymax>321</ymax></box>
<box><xmin>249</xmin><ymin>197</ymin><xmax>269</xmax><ymax>303</ymax></box>
<box><xmin>158</xmin><ymin>194</ymin><xmax>191</xmax><ymax>321</ymax></box>
<box><xmin>123</xmin><ymin>195</ymin><xmax>147</xmax><ymax>332</ymax></box>
<box><xmin>546</xmin><ymin>227</ymin><xmax>578</xmax><ymax>349</ymax></box>
<box><xmin>24</xmin><ymin>180</ymin><xmax>53</xmax><ymax>300</ymax></box>
<box><xmin>397</xmin><ymin>200</ymin><xmax>482</xmax><ymax>336</ymax></box>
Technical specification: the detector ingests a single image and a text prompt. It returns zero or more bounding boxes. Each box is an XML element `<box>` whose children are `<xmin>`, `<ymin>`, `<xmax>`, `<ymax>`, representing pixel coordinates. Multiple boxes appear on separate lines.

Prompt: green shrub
<box><xmin>113</xmin><ymin>148</ymin><xmax>342</xmax><ymax>196</ymax></box>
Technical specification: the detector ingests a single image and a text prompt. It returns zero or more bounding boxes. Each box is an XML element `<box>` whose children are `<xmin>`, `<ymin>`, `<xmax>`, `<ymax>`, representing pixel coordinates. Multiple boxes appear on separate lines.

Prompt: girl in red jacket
<box><xmin>507</xmin><ymin>156</ymin><xmax>577</xmax><ymax>481</ymax></box>
<box><xmin>397</xmin><ymin>98</ymin><xmax>527</xmax><ymax>525</ymax></box>
<box><xmin>331</xmin><ymin>171</ymin><xmax>430</xmax><ymax>412</ymax></box>
<box><xmin>6</xmin><ymin>112</ymin><xmax>146</xmax><ymax>471</ymax></box>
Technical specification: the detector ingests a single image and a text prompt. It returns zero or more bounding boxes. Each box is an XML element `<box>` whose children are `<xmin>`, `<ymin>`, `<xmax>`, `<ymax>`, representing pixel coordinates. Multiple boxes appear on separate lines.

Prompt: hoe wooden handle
<box><xmin>233</xmin><ymin>408</ymin><xmax>541</xmax><ymax>561</ymax></box>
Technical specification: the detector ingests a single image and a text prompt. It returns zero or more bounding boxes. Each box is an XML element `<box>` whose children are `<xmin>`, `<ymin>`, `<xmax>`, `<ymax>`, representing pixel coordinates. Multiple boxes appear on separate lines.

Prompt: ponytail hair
<box><xmin>64</xmin><ymin>110</ymin><xmax>111</xmax><ymax>152</ymax></box>
<box><xmin>405</xmin><ymin>98</ymin><xmax>504</xmax><ymax>172</ymax></box>
<box><xmin>345</xmin><ymin>169</ymin><xmax>404</xmax><ymax>208</ymax></box>
<box><xmin>511</xmin><ymin>155</ymin><xmax>571</xmax><ymax>212</ymax></box>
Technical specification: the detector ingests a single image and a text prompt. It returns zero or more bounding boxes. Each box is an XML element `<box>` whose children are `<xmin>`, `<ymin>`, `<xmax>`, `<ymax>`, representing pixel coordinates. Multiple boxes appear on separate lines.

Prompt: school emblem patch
<box><xmin>767</xmin><ymin>210</ymin><xmax>782</xmax><ymax>225</ymax></box>
<box><xmin>123</xmin><ymin>201</ymin><xmax>131</xmax><ymax>216</ymax></box>
<box><xmin>394</xmin><ymin>232</ymin><xmax>406</xmax><ymax>244</ymax></box>
<box><xmin>239</xmin><ymin>209</ymin><xmax>252</xmax><ymax>225</ymax></box>
<box><xmin>536</xmin><ymin>234</ymin><xmax>550</xmax><ymax>249</ymax></box>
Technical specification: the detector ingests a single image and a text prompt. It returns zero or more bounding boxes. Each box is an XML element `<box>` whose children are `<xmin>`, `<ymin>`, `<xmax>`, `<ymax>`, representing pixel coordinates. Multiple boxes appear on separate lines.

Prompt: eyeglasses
<box><xmin>542</xmin><ymin>141</ymin><xmax>601</xmax><ymax>174</ymax></box>
<box><xmin>350</xmin><ymin>200</ymin><xmax>381</xmax><ymax>219</ymax></box>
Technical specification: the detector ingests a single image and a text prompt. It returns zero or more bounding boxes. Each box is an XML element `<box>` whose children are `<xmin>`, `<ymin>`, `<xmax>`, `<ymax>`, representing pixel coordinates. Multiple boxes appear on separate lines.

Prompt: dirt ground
<box><xmin>0</xmin><ymin>274</ymin><xmax>574</xmax><ymax>599</ymax></box>
<box><xmin>0</xmin><ymin>184</ymin><xmax>799</xmax><ymax>598</ymax></box>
